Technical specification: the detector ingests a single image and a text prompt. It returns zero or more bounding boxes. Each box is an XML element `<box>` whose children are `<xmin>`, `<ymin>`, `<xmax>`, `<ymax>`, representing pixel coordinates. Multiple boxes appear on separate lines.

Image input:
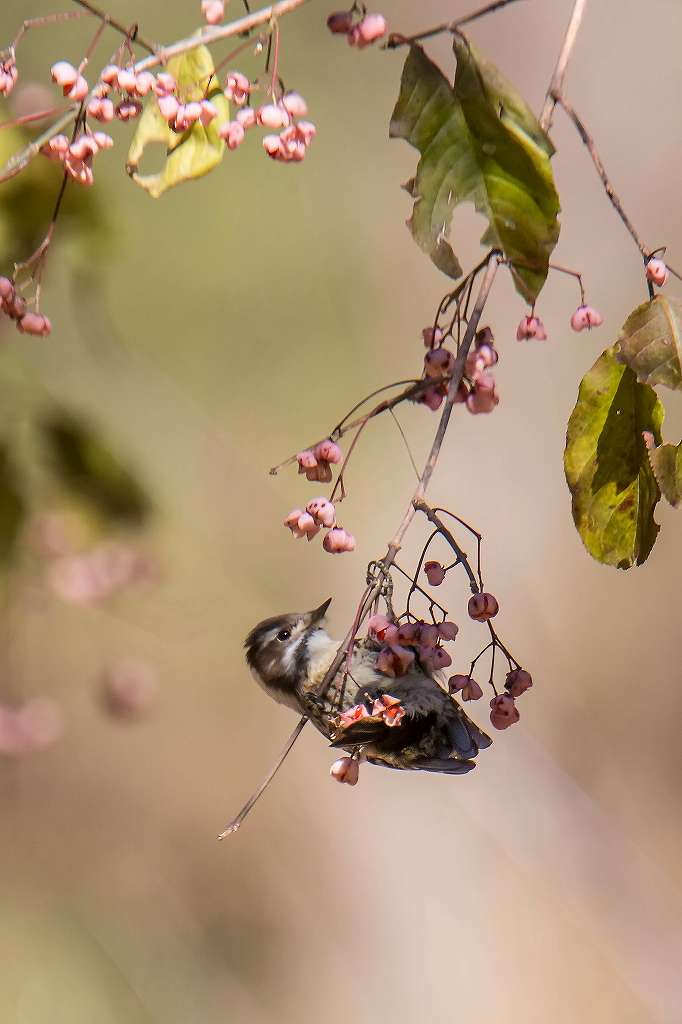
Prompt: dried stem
<box><xmin>69</xmin><ymin>0</ymin><xmax>158</xmax><ymax>55</ymax></box>
<box><xmin>538</xmin><ymin>0</ymin><xmax>588</xmax><ymax>134</ymax></box>
<box><xmin>413</xmin><ymin>499</ymin><xmax>479</xmax><ymax>595</ymax></box>
<box><xmin>556</xmin><ymin>96</ymin><xmax>648</xmax><ymax>258</ymax></box>
<box><xmin>10</xmin><ymin>10</ymin><xmax>89</xmax><ymax>51</ymax></box>
<box><xmin>385</xmin><ymin>0</ymin><xmax>525</xmax><ymax>49</ymax></box>
<box><xmin>217</xmin><ymin>715</ymin><xmax>308</xmax><ymax>838</ymax></box>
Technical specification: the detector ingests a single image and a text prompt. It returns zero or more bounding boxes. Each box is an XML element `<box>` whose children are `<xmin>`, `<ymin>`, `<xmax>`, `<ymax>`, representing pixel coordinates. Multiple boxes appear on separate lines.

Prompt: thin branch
<box><xmin>413</xmin><ymin>500</ymin><xmax>479</xmax><ymax>595</ymax></box>
<box><xmin>0</xmin><ymin>108</ymin><xmax>78</xmax><ymax>183</ymax></box>
<box><xmin>217</xmin><ymin>715</ymin><xmax>308</xmax><ymax>838</ymax></box>
<box><xmin>556</xmin><ymin>96</ymin><xmax>649</xmax><ymax>258</ymax></box>
<box><xmin>69</xmin><ymin>0</ymin><xmax>158</xmax><ymax>54</ymax></box>
<box><xmin>539</xmin><ymin>0</ymin><xmax>588</xmax><ymax>133</ymax></box>
<box><xmin>10</xmin><ymin>9</ymin><xmax>89</xmax><ymax>51</ymax></box>
<box><xmin>385</xmin><ymin>0</ymin><xmax>525</xmax><ymax>49</ymax></box>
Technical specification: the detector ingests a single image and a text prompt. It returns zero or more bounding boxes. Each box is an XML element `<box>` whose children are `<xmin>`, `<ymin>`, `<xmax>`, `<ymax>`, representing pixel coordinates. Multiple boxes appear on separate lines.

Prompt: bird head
<box><xmin>244</xmin><ymin>598</ymin><xmax>333</xmax><ymax>703</ymax></box>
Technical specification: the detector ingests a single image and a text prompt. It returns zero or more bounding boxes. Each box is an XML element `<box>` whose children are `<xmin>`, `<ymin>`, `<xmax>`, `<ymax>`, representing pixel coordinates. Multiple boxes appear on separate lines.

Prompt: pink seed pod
<box><xmin>417</xmin><ymin>623</ymin><xmax>439</xmax><ymax>649</ymax></box>
<box><xmin>65</xmin><ymin>157</ymin><xmax>95</xmax><ymax>186</ymax></box>
<box><xmin>424</xmin><ymin>646</ymin><xmax>452</xmax><ymax>672</ymax></box>
<box><xmin>262</xmin><ymin>133</ymin><xmax>283</xmax><ymax>157</ymax></box>
<box><xmin>396</xmin><ymin>622</ymin><xmax>420</xmax><ymax>647</ymax></box>
<box><xmin>158</xmin><ymin>93</ymin><xmax>180</xmax><ymax>121</ymax></box>
<box><xmin>7</xmin><ymin>294</ymin><xmax>26</xmax><ymax>319</ymax></box>
<box><xmin>93</xmin><ymin>131</ymin><xmax>113</xmax><ymax>149</ymax></box>
<box><xmin>184</xmin><ymin>101</ymin><xmax>203</xmax><ymax>124</ymax></box>
<box><xmin>376</xmin><ymin>644</ymin><xmax>415</xmax><ymax>678</ymax></box>
<box><xmin>327</xmin><ymin>11</ymin><xmax>354</xmax><ymax>33</ymax></box>
<box><xmin>323</xmin><ymin>527</ymin><xmax>356</xmax><ymax>553</ymax></box>
<box><xmin>154</xmin><ymin>72</ymin><xmax>177</xmax><ymax>96</ymax></box>
<box><xmin>0</xmin><ymin>276</ymin><xmax>15</xmax><ymax>306</ymax></box>
<box><xmin>16</xmin><ymin>312</ymin><xmax>52</xmax><ymax>336</ymax></box>
<box><xmin>297</xmin><ymin>449</ymin><xmax>318</xmax><ymax>472</ymax></box>
<box><xmin>355</xmin><ymin>13</ymin><xmax>388</xmax><ymax>46</ymax></box>
<box><xmin>50</xmin><ymin>61</ymin><xmax>78</xmax><ymax>90</ymax></box>
<box><xmin>225</xmin><ymin>71</ymin><xmax>251</xmax><ymax>104</ymax></box>
<box><xmin>100</xmin><ymin>64</ymin><xmax>120</xmax><ymax>85</ymax></box>
<box><xmin>102</xmin><ymin>659</ymin><xmax>158</xmax><ymax>720</ymax></box>
<box><xmin>116</xmin><ymin>99</ymin><xmax>142</xmax><ymax>121</ymax></box>
<box><xmin>0</xmin><ymin>65</ymin><xmax>17</xmax><ymax>98</ymax></box>
<box><xmin>134</xmin><ymin>70</ymin><xmax>156</xmax><ymax>96</ymax></box>
<box><xmin>220</xmin><ymin>121</ymin><xmax>245</xmax><ymax>149</ymax></box>
<box><xmin>516</xmin><ymin>314</ymin><xmax>547</xmax><ymax>341</ymax></box>
<box><xmin>468</xmin><ymin>592</ymin><xmax>499</xmax><ymax>622</ymax></box>
<box><xmin>257</xmin><ymin>103</ymin><xmax>289</xmax><ymax>129</ymax></box>
<box><xmin>422</xmin><ymin>325</ymin><xmax>444</xmax><ymax>348</ymax></box>
<box><xmin>88</xmin><ymin>96</ymin><xmax>115</xmax><ymax>121</ymax></box>
<box><xmin>505</xmin><ymin>668</ymin><xmax>533</xmax><ymax>697</ymax></box>
<box><xmin>283</xmin><ymin>508</ymin><xmax>306</xmax><ymax>537</ymax></box>
<box><xmin>306</xmin><ymin>497</ymin><xmax>336</xmax><ymax>528</ymax></box>
<box><xmin>464</xmin><ymin>677</ymin><xmax>484</xmax><ymax>701</ymax></box>
<box><xmin>437</xmin><ymin>621</ymin><xmax>458</xmax><ymax>642</ymax></box>
<box><xmin>448</xmin><ymin>673</ymin><xmax>469</xmax><ymax>693</ymax></box>
<box><xmin>421</xmin><ymin>385</ymin><xmax>444</xmax><ymax>411</ymax></box>
<box><xmin>200</xmin><ymin>99</ymin><xmax>218</xmax><ymax>126</ymax></box>
<box><xmin>330</xmin><ymin>756</ymin><xmax>359</xmax><ymax>785</ymax></box>
<box><xmin>69</xmin><ymin>136</ymin><xmax>97</xmax><ymax>159</ymax></box>
<box><xmin>466</xmin><ymin>376</ymin><xmax>499</xmax><ymax>415</ymax></box>
<box><xmin>490</xmin><ymin>693</ymin><xmax>520</xmax><ymax>730</ymax></box>
<box><xmin>367</xmin><ymin>614</ymin><xmax>395</xmax><ymax>643</ymax></box>
<box><xmin>306</xmin><ymin>462</ymin><xmax>332</xmax><ymax>483</ymax></box>
<box><xmin>66</xmin><ymin>74</ymin><xmax>89</xmax><ymax>102</ymax></box>
<box><xmin>337</xmin><ymin>703</ymin><xmax>370</xmax><ymax>729</ymax></box>
<box><xmin>236</xmin><ymin>105</ymin><xmax>256</xmax><ymax>128</ymax></box>
<box><xmin>282</xmin><ymin>91</ymin><xmax>308</xmax><ymax>118</ymax></box>
<box><xmin>424</xmin><ymin>560</ymin><xmax>446</xmax><ymax>586</ymax></box>
<box><xmin>475</xmin><ymin>326</ymin><xmax>494</xmax><ymax>347</ymax></box>
<box><xmin>202</xmin><ymin>0</ymin><xmax>225</xmax><ymax>24</ymax></box>
<box><xmin>570</xmin><ymin>304</ymin><xmax>604</xmax><ymax>331</ymax></box>
<box><xmin>646</xmin><ymin>257</ymin><xmax>668</xmax><ymax>287</ymax></box>
<box><xmin>424</xmin><ymin>347</ymin><xmax>454</xmax><ymax>378</ymax></box>
<box><xmin>314</xmin><ymin>439</ymin><xmax>343</xmax><ymax>464</ymax></box>
<box><xmin>116</xmin><ymin>67</ymin><xmax>138</xmax><ymax>93</ymax></box>
<box><xmin>373</xmin><ymin>695</ymin><xmax>405</xmax><ymax>727</ymax></box>
<box><xmin>296</xmin><ymin>120</ymin><xmax>317</xmax><ymax>145</ymax></box>
<box><xmin>296</xmin><ymin>512</ymin><xmax>320</xmax><ymax>540</ymax></box>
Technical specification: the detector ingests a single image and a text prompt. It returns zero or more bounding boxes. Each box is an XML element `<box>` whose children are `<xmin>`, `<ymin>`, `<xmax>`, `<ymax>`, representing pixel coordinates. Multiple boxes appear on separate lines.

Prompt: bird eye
<box><xmin>276</xmin><ymin>629</ymin><xmax>291</xmax><ymax>642</ymax></box>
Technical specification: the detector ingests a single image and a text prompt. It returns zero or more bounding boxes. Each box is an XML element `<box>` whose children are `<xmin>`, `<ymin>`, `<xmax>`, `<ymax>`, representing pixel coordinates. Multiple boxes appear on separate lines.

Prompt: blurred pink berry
<box><xmin>16</xmin><ymin>312</ymin><xmax>51</xmax><ymax>336</ymax></box>
<box><xmin>88</xmin><ymin>96</ymin><xmax>115</xmax><ymax>121</ymax></box>
<box><xmin>154</xmin><ymin>72</ymin><xmax>177</xmax><ymax>96</ymax></box>
<box><xmin>306</xmin><ymin>497</ymin><xmax>336</xmax><ymax>528</ymax></box>
<box><xmin>646</xmin><ymin>257</ymin><xmax>668</xmax><ymax>287</ymax></box>
<box><xmin>424</xmin><ymin>560</ymin><xmax>445</xmax><ymax>586</ymax></box>
<box><xmin>134</xmin><ymin>71</ymin><xmax>156</xmax><ymax>96</ymax></box>
<box><xmin>422</xmin><ymin>325</ymin><xmax>444</xmax><ymax>348</ymax></box>
<box><xmin>282</xmin><ymin>91</ymin><xmax>308</xmax><ymax>118</ymax></box>
<box><xmin>116</xmin><ymin>99</ymin><xmax>141</xmax><ymax>121</ymax></box>
<box><xmin>66</xmin><ymin>74</ymin><xmax>89</xmax><ymax>102</ymax></box>
<box><xmin>313</xmin><ymin>439</ymin><xmax>343</xmax><ymax>464</ymax></box>
<box><xmin>437</xmin><ymin>621</ymin><xmax>458</xmax><ymax>641</ymax></box>
<box><xmin>202</xmin><ymin>0</ymin><xmax>225</xmax><ymax>23</ymax></box>
<box><xmin>516</xmin><ymin>314</ymin><xmax>547</xmax><ymax>341</ymax></box>
<box><xmin>424</xmin><ymin>646</ymin><xmax>452</xmax><ymax>672</ymax></box>
<box><xmin>337</xmin><ymin>703</ymin><xmax>369</xmax><ymax>728</ymax></box>
<box><xmin>0</xmin><ymin>276</ymin><xmax>16</xmax><ymax>307</ymax></box>
<box><xmin>376</xmin><ymin>644</ymin><xmax>414</xmax><ymax>678</ymax></box>
<box><xmin>262</xmin><ymin>133</ymin><xmax>282</xmax><ymax>157</ymax></box>
<box><xmin>490</xmin><ymin>693</ymin><xmax>520</xmax><ymax>730</ymax></box>
<box><xmin>258</xmin><ymin>103</ymin><xmax>289</xmax><ymax>129</ymax></box>
<box><xmin>0</xmin><ymin>60</ymin><xmax>18</xmax><ymax>97</ymax></box>
<box><xmin>466</xmin><ymin>343</ymin><xmax>498</xmax><ymax>379</ymax></box>
<box><xmin>297</xmin><ymin>449</ymin><xmax>317</xmax><ymax>471</ymax></box>
<box><xmin>421</xmin><ymin>385</ymin><xmax>444</xmax><ymax>411</ymax></box>
<box><xmin>424</xmin><ymin>347</ymin><xmax>454</xmax><ymax>378</ymax></box>
<box><xmin>50</xmin><ymin>61</ymin><xmax>78</xmax><ymax>90</ymax></box>
<box><xmin>100</xmin><ymin>64</ymin><xmax>120</xmax><ymax>85</ymax></box>
<box><xmin>505</xmin><ymin>668</ymin><xmax>533</xmax><ymax>697</ymax></box>
<box><xmin>296</xmin><ymin>120</ymin><xmax>316</xmax><ymax>144</ymax></box>
<box><xmin>200</xmin><ymin>99</ymin><xmax>218</xmax><ymax>126</ymax></box>
<box><xmin>220</xmin><ymin>120</ymin><xmax>245</xmax><ymax>149</ymax></box>
<box><xmin>468</xmin><ymin>592</ymin><xmax>499</xmax><ymax>622</ymax></box>
<box><xmin>323</xmin><ymin>527</ymin><xmax>355</xmax><ymax>553</ymax></box>
<box><xmin>236</xmin><ymin>106</ymin><xmax>256</xmax><ymax>128</ymax></box>
<box><xmin>367</xmin><ymin>614</ymin><xmax>396</xmax><ymax>643</ymax></box>
<box><xmin>466</xmin><ymin>374</ymin><xmax>499</xmax><ymax>415</ymax></box>
<box><xmin>570</xmin><ymin>304</ymin><xmax>603</xmax><ymax>331</ymax></box>
<box><xmin>449</xmin><ymin>674</ymin><xmax>483</xmax><ymax>701</ymax></box>
<box><xmin>225</xmin><ymin>71</ymin><xmax>250</xmax><ymax>105</ymax></box>
<box><xmin>396</xmin><ymin>622</ymin><xmax>420</xmax><ymax>647</ymax></box>
<box><xmin>417</xmin><ymin>623</ymin><xmax>439</xmax><ymax>648</ymax></box>
<box><xmin>296</xmin><ymin>512</ymin><xmax>320</xmax><ymax>540</ymax></box>
<box><xmin>372</xmin><ymin>695</ymin><xmax>405</xmax><ymax>727</ymax></box>
<box><xmin>102</xmin><ymin>659</ymin><xmax>158</xmax><ymax>719</ymax></box>
<box><xmin>327</xmin><ymin>11</ymin><xmax>354</xmax><ymax>33</ymax></box>
<box><xmin>330</xmin><ymin>755</ymin><xmax>359</xmax><ymax>785</ymax></box>
<box><xmin>351</xmin><ymin>13</ymin><xmax>387</xmax><ymax>46</ymax></box>
<box><xmin>116</xmin><ymin>68</ymin><xmax>137</xmax><ymax>93</ymax></box>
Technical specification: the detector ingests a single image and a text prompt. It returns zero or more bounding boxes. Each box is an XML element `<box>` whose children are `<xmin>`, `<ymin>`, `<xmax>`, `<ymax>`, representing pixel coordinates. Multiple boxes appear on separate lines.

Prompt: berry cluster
<box><xmin>367</xmin><ymin>613</ymin><xmax>459</xmax><ymax>676</ymax></box>
<box><xmin>220</xmin><ymin>75</ymin><xmax>316</xmax><ymax>164</ymax></box>
<box><xmin>327</xmin><ymin>9</ymin><xmax>387</xmax><ymax>47</ymax></box>
<box><xmin>420</xmin><ymin>324</ymin><xmax>501</xmax><ymax>415</ymax></box>
<box><xmin>449</xmin><ymin>667</ymin><xmax>532</xmax><ymax>730</ymax></box>
<box><xmin>0</xmin><ymin>55</ymin><xmax>18</xmax><ymax>96</ymax></box>
<box><xmin>48</xmin><ymin>542</ymin><xmax>154</xmax><ymax>607</ymax></box>
<box><xmin>0</xmin><ymin>277</ymin><xmax>51</xmax><ymax>336</ymax></box>
<box><xmin>41</xmin><ymin>128</ymin><xmax>113</xmax><ymax>186</ymax></box>
<box><xmin>284</xmin><ymin>440</ymin><xmax>357</xmax><ymax>553</ymax></box>
<box><xmin>154</xmin><ymin>71</ymin><xmax>218</xmax><ymax>132</ymax></box>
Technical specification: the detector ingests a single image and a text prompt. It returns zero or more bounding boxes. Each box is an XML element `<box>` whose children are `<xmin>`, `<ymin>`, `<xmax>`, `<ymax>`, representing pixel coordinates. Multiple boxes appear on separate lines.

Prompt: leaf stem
<box><xmin>385</xmin><ymin>0</ymin><xmax>525</xmax><ymax>49</ymax></box>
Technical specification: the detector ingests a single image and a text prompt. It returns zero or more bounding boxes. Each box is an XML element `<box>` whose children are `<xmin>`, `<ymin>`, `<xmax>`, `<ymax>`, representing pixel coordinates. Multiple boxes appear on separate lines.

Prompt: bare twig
<box><xmin>385</xmin><ymin>0</ymin><xmax>524</xmax><ymax>49</ymax></box>
<box><xmin>413</xmin><ymin>499</ymin><xmax>479</xmax><ymax>595</ymax></box>
<box><xmin>539</xmin><ymin>0</ymin><xmax>588</xmax><ymax>134</ymax></box>
<box><xmin>70</xmin><ymin>0</ymin><xmax>158</xmax><ymax>54</ymax></box>
<box><xmin>217</xmin><ymin>715</ymin><xmax>308</xmax><ymax>838</ymax></box>
<box><xmin>556</xmin><ymin>96</ymin><xmax>648</xmax><ymax>258</ymax></box>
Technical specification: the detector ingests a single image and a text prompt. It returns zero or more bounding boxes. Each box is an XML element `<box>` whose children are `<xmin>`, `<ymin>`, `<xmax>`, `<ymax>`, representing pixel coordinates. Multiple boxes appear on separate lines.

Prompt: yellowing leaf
<box><xmin>646</xmin><ymin>438</ymin><xmax>682</xmax><ymax>508</ymax></box>
<box><xmin>615</xmin><ymin>295</ymin><xmax>682</xmax><ymax>391</ymax></box>
<box><xmin>126</xmin><ymin>45</ymin><xmax>229</xmax><ymax>198</ymax></box>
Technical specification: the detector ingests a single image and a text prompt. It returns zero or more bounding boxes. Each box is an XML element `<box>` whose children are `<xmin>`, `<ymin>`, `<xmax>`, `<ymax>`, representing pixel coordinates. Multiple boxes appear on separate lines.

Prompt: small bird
<box><xmin>245</xmin><ymin>598</ymin><xmax>492</xmax><ymax>776</ymax></box>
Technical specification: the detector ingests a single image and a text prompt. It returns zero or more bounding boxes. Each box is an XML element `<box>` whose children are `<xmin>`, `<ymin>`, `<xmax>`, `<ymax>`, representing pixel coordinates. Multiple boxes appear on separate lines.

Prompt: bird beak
<box><xmin>305</xmin><ymin>597</ymin><xmax>332</xmax><ymax>626</ymax></box>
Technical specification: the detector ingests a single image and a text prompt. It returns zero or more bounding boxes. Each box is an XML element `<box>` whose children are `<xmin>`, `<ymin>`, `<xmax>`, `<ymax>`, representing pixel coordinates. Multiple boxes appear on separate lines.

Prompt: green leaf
<box><xmin>615</xmin><ymin>295</ymin><xmax>682</xmax><ymax>391</ymax></box>
<box><xmin>645</xmin><ymin>437</ymin><xmax>682</xmax><ymax>508</ymax></box>
<box><xmin>0</xmin><ymin>445</ymin><xmax>25</xmax><ymax>565</ymax></box>
<box><xmin>126</xmin><ymin>45</ymin><xmax>229</xmax><ymax>198</ymax></box>
<box><xmin>40</xmin><ymin>411</ymin><xmax>151</xmax><ymax>527</ymax></box>
<box><xmin>389</xmin><ymin>40</ymin><xmax>560</xmax><ymax>303</ymax></box>
<box><xmin>564</xmin><ymin>346</ymin><xmax>663</xmax><ymax>569</ymax></box>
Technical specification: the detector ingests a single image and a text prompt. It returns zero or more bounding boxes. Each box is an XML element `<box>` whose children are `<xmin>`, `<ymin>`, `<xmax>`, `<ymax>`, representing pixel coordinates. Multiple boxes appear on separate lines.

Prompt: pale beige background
<box><xmin>1</xmin><ymin>1</ymin><xmax>681</xmax><ymax>1022</ymax></box>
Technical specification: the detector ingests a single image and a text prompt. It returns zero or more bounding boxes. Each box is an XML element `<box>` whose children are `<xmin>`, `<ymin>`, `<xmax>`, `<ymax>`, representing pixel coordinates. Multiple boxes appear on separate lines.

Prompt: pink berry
<box><xmin>437</xmin><ymin>621</ymin><xmax>458</xmax><ymax>642</ymax></box>
<box><xmin>262</xmin><ymin>133</ymin><xmax>282</xmax><ymax>157</ymax></box>
<box><xmin>306</xmin><ymin>497</ymin><xmax>336</xmax><ymax>528</ymax></box>
<box><xmin>466</xmin><ymin>374</ymin><xmax>499</xmax><ymax>415</ymax></box>
<box><xmin>222</xmin><ymin>121</ymin><xmax>245</xmax><ymax>148</ymax></box>
<box><xmin>50</xmin><ymin>61</ymin><xmax>78</xmax><ymax>90</ymax></box>
<box><xmin>297</xmin><ymin>449</ymin><xmax>317</xmax><ymax>471</ymax></box>
<box><xmin>313</xmin><ymin>439</ymin><xmax>343</xmax><ymax>465</ymax></box>
<box><xmin>134</xmin><ymin>71</ymin><xmax>156</xmax><ymax>96</ymax></box>
<box><xmin>337</xmin><ymin>703</ymin><xmax>370</xmax><ymax>729</ymax></box>
<box><xmin>282</xmin><ymin>91</ymin><xmax>308</xmax><ymax>118</ymax></box>
<box><xmin>448</xmin><ymin>674</ymin><xmax>483</xmax><ymax>701</ymax></box>
<box><xmin>225</xmin><ymin>71</ymin><xmax>251</xmax><ymax>105</ymax></box>
<box><xmin>322</xmin><ymin>527</ymin><xmax>356</xmax><ymax>553</ymax></box>
<box><xmin>372</xmin><ymin>694</ymin><xmax>405</xmax><ymax>727</ymax></box>
<box><xmin>424</xmin><ymin>560</ymin><xmax>446</xmax><ymax>586</ymax></box>
<box><xmin>327</xmin><ymin>11</ymin><xmax>354</xmax><ymax>33</ymax></box>
<box><xmin>570</xmin><ymin>305</ymin><xmax>603</xmax><ymax>331</ymax></box>
<box><xmin>355</xmin><ymin>13</ymin><xmax>387</xmax><ymax>46</ymax></box>
<box><xmin>516</xmin><ymin>314</ymin><xmax>547</xmax><ymax>341</ymax></box>
<box><xmin>505</xmin><ymin>668</ymin><xmax>533</xmax><ymax>697</ymax></box>
<box><xmin>236</xmin><ymin>106</ymin><xmax>256</xmax><ymax>128</ymax></box>
<box><xmin>296</xmin><ymin>121</ymin><xmax>316</xmax><ymax>145</ymax></box>
<box><xmin>646</xmin><ymin>257</ymin><xmax>668</xmax><ymax>287</ymax></box>
<box><xmin>154</xmin><ymin>72</ymin><xmax>177</xmax><ymax>96</ymax></box>
<box><xmin>330</xmin><ymin>755</ymin><xmax>359</xmax><ymax>785</ymax></box>
<box><xmin>257</xmin><ymin>103</ymin><xmax>289</xmax><ymax>129</ymax></box>
<box><xmin>202</xmin><ymin>0</ymin><xmax>225</xmax><ymax>23</ymax></box>
<box><xmin>296</xmin><ymin>512</ymin><xmax>320</xmax><ymax>540</ymax></box>
<box><xmin>16</xmin><ymin>312</ymin><xmax>51</xmax><ymax>336</ymax></box>
<box><xmin>490</xmin><ymin>693</ymin><xmax>520</xmax><ymax>730</ymax></box>
<box><xmin>116</xmin><ymin>99</ymin><xmax>141</xmax><ymax>121</ymax></box>
<box><xmin>422</xmin><ymin>325</ymin><xmax>444</xmax><ymax>348</ymax></box>
<box><xmin>158</xmin><ymin>93</ymin><xmax>179</xmax><ymax>120</ymax></box>
<box><xmin>468</xmin><ymin>592</ymin><xmax>499</xmax><ymax>622</ymax></box>
<box><xmin>376</xmin><ymin>644</ymin><xmax>415</xmax><ymax>678</ymax></box>
<box><xmin>421</xmin><ymin>385</ymin><xmax>444</xmax><ymax>411</ymax></box>
<box><xmin>200</xmin><ymin>99</ymin><xmax>218</xmax><ymax>126</ymax></box>
<box><xmin>102</xmin><ymin>659</ymin><xmax>157</xmax><ymax>719</ymax></box>
<box><xmin>116</xmin><ymin>68</ymin><xmax>137</xmax><ymax>93</ymax></box>
<box><xmin>424</xmin><ymin>646</ymin><xmax>452</xmax><ymax>671</ymax></box>
<box><xmin>100</xmin><ymin>64</ymin><xmax>120</xmax><ymax>85</ymax></box>
<box><xmin>0</xmin><ymin>276</ymin><xmax>15</xmax><ymax>304</ymax></box>
<box><xmin>424</xmin><ymin>347</ymin><xmax>454</xmax><ymax>378</ymax></box>
<box><xmin>367</xmin><ymin>614</ymin><xmax>396</xmax><ymax>644</ymax></box>
<box><xmin>88</xmin><ymin>96</ymin><xmax>115</xmax><ymax>121</ymax></box>
<box><xmin>417</xmin><ymin>623</ymin><xmax>439</xmax><ymax>649</ymax></box>
<box><xmin>395</xmin><ymin>623</ymin><xmax>420</xmax><ymax>646</ymax></box>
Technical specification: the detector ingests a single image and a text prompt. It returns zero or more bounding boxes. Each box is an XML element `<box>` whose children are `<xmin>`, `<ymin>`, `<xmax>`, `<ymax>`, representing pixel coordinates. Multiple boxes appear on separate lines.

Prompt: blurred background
<box><xmin>1</xmin><ymin>1</ymin><xmax>682</xmax><ymax>1021</ymax></box>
